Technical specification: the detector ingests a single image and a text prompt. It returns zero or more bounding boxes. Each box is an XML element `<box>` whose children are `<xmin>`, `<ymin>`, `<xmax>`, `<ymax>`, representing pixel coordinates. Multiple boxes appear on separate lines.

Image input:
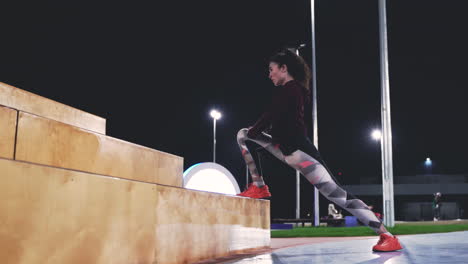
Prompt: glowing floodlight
<box><xmin>183</xmin><ymin>162</ymin><xmax>240</xmax><ymax>195</ymax></box>
<box><xmin>371</xmin><ymin>129</ymin><xmax>382</xmax><ymax>141</ymax></box>
<box><xmin>425</xmin><ymin>157</ymin><xmax>432</xmax><ymax>166</ymax></box>
<box><xmin>210</xmin><ymin>110</ymin><xmax>221</xmax><ymax>120</ymax></box>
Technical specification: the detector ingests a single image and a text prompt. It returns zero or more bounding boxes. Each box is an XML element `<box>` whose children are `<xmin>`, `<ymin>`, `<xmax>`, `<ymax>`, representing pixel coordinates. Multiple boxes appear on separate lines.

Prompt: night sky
<box><xmin>1</xmin><ymin>0</ymin><xmax>467</xmax><ymax>214</ymax></box>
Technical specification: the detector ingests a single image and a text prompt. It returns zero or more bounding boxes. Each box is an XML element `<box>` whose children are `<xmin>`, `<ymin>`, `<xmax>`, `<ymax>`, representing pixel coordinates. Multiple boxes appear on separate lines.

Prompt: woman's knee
<box><xmin>237</xmin><ymin>128</ymin><xmax>249</xmax><ymax>144</ymax></box>
<box><xmin>284</xmin><ymin>153</ymin><xmax>302</xmax><ymax>170</ymax></box>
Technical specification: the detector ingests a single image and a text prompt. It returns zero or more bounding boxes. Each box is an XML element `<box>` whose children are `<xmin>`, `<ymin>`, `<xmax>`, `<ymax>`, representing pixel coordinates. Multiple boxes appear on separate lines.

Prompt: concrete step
<box><xmin>0</xmin><ymin>106</ymin><xmax>17</xmax><ymax>159</ymax></box>
<box><xmin>0</xmin><ymin>82</ymin><xmax>106</xmax><ymax>134</ymax></box>
<box><xmin>15</xmin><ymin>111</ymin><xmax>183</xmax><ymax>187</ymax></box>
<box><xmin>0</xmin><ymin>158</ymin><xmax>270</xmax><ymax>264</ymax></box>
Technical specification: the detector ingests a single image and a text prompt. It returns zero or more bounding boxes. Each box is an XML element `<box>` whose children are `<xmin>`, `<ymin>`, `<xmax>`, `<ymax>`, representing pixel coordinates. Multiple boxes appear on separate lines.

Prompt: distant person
<box><xmin>328</xmin><ymin>203</ymin><xmax>343</xmax><ymax>219</ymax></box>
<box><xmin>433</xmin><ymin>192</ymin><xmax>442</xmax><ymax>221</ymax></box>
<box><xmin>236</xmin><ymin>48</ymin><xmax>402</xmax><ymax>252</ymax></box>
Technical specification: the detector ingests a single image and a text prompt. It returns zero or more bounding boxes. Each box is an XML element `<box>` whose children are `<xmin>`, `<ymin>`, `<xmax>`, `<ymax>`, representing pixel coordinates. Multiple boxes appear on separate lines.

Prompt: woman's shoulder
<box><xmin>282</xmin><ymin>80</ymin><xmax>303</xmax><ymax>92</ymax></box>
<box><xmin>284</xmin><ymin>80</ymin><xmax>309</xmax><ymax>97</ymax></box>
<box><xmin>284</xmin><ymin>79</ymin><xmax>302</xmax><ymax>88</ymax></box>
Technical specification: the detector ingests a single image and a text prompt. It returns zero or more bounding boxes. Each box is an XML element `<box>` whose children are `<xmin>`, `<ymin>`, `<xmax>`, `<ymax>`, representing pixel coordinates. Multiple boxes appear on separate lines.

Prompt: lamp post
<box><xmin>294</xmin><ymin>44</ymin><xmax>306</xmax><ymax>220</ymax></box>
<box><xmin>424</xmin><ymin>157</ymin><xmax>432</xmax><ymax>174</ymax></box>
<box><xmin>378</xmin><ymin>0</ymin><xmax>395</xmax><ymax>227</ymax></box>
<box><xmin>210</xmin><ymin>110</ymin><xmax>221</xmax><ymax>163</ymax></box>
<box><xmin>372</xmin><ymin>129</ymin><xmax>382</xmax><ymax>141</ymax></box>
<box><xmin>309</xmin><ymin>0</ymin><xmax>320</xmax><ymax>227</ymax></box>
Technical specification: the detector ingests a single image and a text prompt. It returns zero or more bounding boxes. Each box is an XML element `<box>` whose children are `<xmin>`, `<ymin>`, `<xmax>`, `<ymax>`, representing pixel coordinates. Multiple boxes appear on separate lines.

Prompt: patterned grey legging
<box><xmin>237</xmin><ymin>128</ymin><xmax>385</xmax><ymax>234</ymax></box>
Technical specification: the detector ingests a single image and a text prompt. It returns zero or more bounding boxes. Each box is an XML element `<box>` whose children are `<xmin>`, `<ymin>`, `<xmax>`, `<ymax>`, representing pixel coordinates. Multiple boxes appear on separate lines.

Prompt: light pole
<box><xmin>294</xmin><ymin>43</ymin><xmax>306</xmax><ymax>220</ymax></box>
<box><xmin>309</xmin><ymin>0</ymin><xmax>320</xmax><ymax>227</ymax></box>
<box><xmin>378</xmin><ymin>0</ymin><xmax>395</xmax><ymax>227</ymax></box>
<box><xmin>210</xmin><ymin>109</ymin><xmax>221</xmax><ymax>163</ymax></box>
<box><xmin>424</xmin><ymin>157</ymin><xmax>432</xmax><ymax>174</ymax></box>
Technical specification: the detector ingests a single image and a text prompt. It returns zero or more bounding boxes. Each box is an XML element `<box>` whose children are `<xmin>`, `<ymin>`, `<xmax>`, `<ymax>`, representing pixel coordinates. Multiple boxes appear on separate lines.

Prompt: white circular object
<box><xmin>371</xmin><ymin>129</ymin><xmax>382</xmax><ymax>140</ymax></box>
<box><xmin>210</xmin><ymin>110</ymin><xmax>222</xmax><ymax>120</ymax></box>
<box><xmin>183</xmin><ymin>162</ymin><xmax>240</xmax><ymax>195</ymax></box>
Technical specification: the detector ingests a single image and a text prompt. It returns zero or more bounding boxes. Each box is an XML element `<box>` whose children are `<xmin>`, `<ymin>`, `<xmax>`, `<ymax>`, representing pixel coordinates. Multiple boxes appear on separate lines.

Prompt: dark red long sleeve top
<box><xmin>247</xmin><ymin>80</ymin><xmax>310</xmax><ymax>145</ymax></box>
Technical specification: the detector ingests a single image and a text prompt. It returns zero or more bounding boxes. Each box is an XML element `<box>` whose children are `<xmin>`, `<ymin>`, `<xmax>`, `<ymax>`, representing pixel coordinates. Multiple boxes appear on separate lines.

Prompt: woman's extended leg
<box><xmin>282</xmin><ymin>147</ymin><xmax>403</xmax><ymax>251</ymax></box>
<box><xmin>237</xmin><ymin>128</ymin><xmax>386</xmax><ymax>234</ymax></box>
<box><xmin>282</xmin><ymin>148</ymin><xmax>388</xmax><ymax>234</ymax></box>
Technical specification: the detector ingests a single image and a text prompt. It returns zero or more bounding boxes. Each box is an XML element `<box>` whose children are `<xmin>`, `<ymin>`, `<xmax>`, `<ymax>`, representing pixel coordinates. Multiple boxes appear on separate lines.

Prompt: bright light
<box><xmin>183</xmin><ymin>163</ymin><xmax>240</xmax><ymax>195</ymax></box>
<box><xmin>425</xmin><ymin>157</ymin><xmax>432</xmax><ymax>166</ymax></box>
<box><xmin>371</xmin><ymin>129</ymin><xmax>382</xmax><ymax>140</ymax></box>
<box><xmin>210</xmin><ymin>110</ymin><xmax>221</xmax><ymax>120</ymax></box>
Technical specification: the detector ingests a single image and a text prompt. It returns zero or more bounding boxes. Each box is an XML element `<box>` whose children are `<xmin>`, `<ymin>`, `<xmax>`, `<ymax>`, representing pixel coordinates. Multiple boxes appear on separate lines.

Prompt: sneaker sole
<box><xmin>372</xmin><ymin>249</ymin><xmax>403</xmax><ymax>252</ymax></box>
<box><xmin>372</xmin><ymin>247</ymin><xmax>403</xmax><ymax>252</ymax></box>
<box><xmin>240</xmin><ymin>195</ymin><xmax>271</xmax><ymax>200</ymax></box>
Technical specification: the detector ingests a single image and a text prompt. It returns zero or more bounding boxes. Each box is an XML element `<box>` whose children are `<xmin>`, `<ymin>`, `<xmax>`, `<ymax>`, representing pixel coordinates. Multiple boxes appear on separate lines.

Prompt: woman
<box><xmin>236</xmin><ymin>49</ymin><xmax>402</xmax><ymax>252</ymax></box>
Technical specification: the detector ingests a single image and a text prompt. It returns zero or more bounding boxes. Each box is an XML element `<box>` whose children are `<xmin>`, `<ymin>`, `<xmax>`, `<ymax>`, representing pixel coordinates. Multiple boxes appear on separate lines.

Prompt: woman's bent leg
<box><xmin>236</xmin><ymin>128</ymin><xmax>288</xmax><ymax>198</ymax></box>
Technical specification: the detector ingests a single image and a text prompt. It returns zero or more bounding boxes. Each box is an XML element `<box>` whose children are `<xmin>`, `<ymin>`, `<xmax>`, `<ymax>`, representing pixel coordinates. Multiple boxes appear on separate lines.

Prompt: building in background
<box><xmin>343</xmin><ymin>174</ymin><xmax>468</xmax><ymax>221</ymax></box>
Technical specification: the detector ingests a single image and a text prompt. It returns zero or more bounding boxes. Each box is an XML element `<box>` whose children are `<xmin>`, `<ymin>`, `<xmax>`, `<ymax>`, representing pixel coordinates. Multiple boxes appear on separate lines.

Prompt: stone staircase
<box><xmin>0</xmin><ymin>82</ymin><xmax>270</xmax><ymax>264</ymax></box>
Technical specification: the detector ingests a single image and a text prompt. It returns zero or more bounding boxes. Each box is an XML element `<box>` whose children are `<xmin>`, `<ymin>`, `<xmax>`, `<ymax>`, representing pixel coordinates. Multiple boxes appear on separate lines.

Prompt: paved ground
<box><xmin>396</xmin><ymin>219</ymin><xmax>468</xmax><ymax>225</ymax></box>
<box><xmin>222</xmin><ymin>231</ymin><xmax>468</xmax><ymax>264</ymax></box>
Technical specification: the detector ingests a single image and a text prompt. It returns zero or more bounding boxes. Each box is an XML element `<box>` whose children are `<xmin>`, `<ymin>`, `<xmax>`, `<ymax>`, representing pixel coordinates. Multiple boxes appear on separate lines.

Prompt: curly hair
<box><xmin>269</xmin><ymin>49</ymin><xmax>312</xmax><ymax>91</ymax></box>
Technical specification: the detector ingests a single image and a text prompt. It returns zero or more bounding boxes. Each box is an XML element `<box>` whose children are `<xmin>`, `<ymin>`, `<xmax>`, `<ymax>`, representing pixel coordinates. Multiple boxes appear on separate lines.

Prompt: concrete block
<box><xmin>0</xmin><ymin>159</ymin><xmax>270</xmax><ymax>264</ymax></box>
<box><xmin>0</xmin><ymin>82</ymin><xmax>106</xmax><ymax>134</ymax></box>
<box><xmin>0</xmin><ymin>106</ymin><xmax>17</xmax><ymax>159</ymax></box>
<box><xmin>15</xmin><ymin>112</ymin><xmax>183</xmax><ymax>187</ymax></box>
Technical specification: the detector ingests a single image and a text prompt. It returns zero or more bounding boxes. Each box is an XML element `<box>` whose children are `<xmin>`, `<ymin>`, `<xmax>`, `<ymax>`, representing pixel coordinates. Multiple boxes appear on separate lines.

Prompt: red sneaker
<box><xmin>237</xmin><ymin>183</ymin><xmax>254</xmax><ymax>197</ymax></box>
<box><xmin>372</xmin><ymin>234</ymin><xmax>403</xmax><ymax>252</ymax></box>
<box><xmin>237</xmin><ymin>184</ymin><xmax>271</xmax><ymax>199</ymax></box>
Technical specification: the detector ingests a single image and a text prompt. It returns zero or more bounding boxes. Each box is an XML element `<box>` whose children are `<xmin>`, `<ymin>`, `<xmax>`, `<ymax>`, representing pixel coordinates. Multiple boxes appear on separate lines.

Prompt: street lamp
<box><xmin>378</xmin><ymin>0</ymin><xmax>396</xmax><ymax>228</ymax></box>
<box><xmin>372</xmin><ymin>129</ymin><xmax>382</xmax><ymax>141</ymax></box>
<box><xmin>424</xmin><ymin>157</ymin><xmax>433</xmax><ymax>174</ymax></box>
<box><xmin>291</xmin><ymin>41</ymin><xmax>320</xmax><ymax>223</ymax></box>
<box><xmin>425</xmin><ymin>157</ymin><xmax>432</xmax><ymax>166</ymax></box>
<box><xmin>293</xmin><ymin>43</ymin><xmax>307</xmax><ymax>220</ymax></box>
<box><xmin>371</xmin><ymin>128</ymin><xmax>394</xmax><ymax>226</ymax></box>
<box><xmin>210</xmin><ymin>109</ymin><xmax>221</xmax><ymax>163</ymax></box>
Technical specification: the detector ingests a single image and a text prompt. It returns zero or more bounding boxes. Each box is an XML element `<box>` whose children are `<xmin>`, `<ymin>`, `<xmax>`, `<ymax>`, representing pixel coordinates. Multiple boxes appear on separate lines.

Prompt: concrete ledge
<box><xmin>0</xmin><ymin>106</ymin><xmax>17</xmax><ymax>159</ymax></box>
<box><xmin>15</xmin><ymin>112</ymin><xmax>183</xmax><ymax>187</ymax></box>
<box><xmin>0</xmin><ymin>158</ymin><xmax>270</xmax><ymax>264</ymax></box>
<box><xmin>155</xmin><ymin>186</ymin><xmax>270</xmax><ymax>263</ymax></box>
<box><xmin>0</xmin><ymin>82</ymin><xmax>106</xmax><ymax>134</ymax></box>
